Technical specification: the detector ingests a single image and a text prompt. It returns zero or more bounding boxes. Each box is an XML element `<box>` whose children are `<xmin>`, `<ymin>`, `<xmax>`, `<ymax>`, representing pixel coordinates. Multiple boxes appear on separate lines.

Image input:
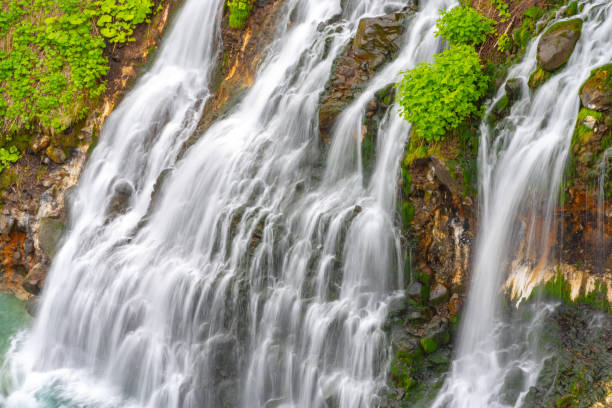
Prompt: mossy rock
<box><xmin>580</xmin><ymin>64</ymin><xmax>612</xmax><ymax>112</ymax></box>
<box><xmin>529</xmin><ymin>67</ymin><xmax>551</xmax><ymax>89</ymax></box>
<box><xmin>38</xmin><ymin>217</ymin><xmax>65</xmax><ymax>260</ymax></box>
<box><xmin>536</xmin><ymin>19</ymin><xmax>582</xmax><ymax>72</ymax></box>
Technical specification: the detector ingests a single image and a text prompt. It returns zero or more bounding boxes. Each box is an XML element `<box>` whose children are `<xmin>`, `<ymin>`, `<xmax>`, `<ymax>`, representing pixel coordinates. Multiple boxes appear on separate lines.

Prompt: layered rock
<box><xmin>319</xmin><ymin>8</ymin><xmax>415</xmax><ymax>142</ymax></box>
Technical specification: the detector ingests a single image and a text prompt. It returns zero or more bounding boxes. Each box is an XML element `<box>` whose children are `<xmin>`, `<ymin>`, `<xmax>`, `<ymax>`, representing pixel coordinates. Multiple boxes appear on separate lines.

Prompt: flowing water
<box><xmin>0</xmin><ymin>0</ymin><xmax>457</xmax><ymax>407</ymax></box>
<box><xmin>433</xmin><ymin>1</ymin><xmax>612</xmax><ymax>407</ymax></box>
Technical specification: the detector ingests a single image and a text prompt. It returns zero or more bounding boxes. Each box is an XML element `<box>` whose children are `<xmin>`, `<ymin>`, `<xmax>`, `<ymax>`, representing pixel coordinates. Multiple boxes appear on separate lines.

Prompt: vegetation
<box><xmin>226</xmin><ymin>0</ymin><xmax>253</xmax><ymax>29</ymax></box>
<box><xmin>0</xmin><ymin>0</ymin><xmax>157</xmax><ymax>170</ymax></box>
<box><xmin>435</xmin><ymin>6</ymin><xmax>496</xmax><ymax>46</ymax></box>
<box><xmin>396</xmin><ymin>44</ymin><xmax>488</xmax><ymax>142</ymax></box>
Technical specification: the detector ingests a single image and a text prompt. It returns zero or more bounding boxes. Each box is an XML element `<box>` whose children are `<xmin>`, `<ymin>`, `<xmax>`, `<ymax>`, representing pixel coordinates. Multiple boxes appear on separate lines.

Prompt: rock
<box><xmin>31</xmin><ymin>135</ymin><xmax>50</xmax><ymax>153</ymax></box>
<box><xmin>505</xmin><ymin>78</ymin><xmax>523</xmax><ymax>103</ymax></box>
<box><xmin>319</xmin><ymin>11</ymin><xmax>410</xmax><ymax>138</ymax></box>
<box><xmin>23</xmin><ymin>239</ymin><xmax>34</xmax><ymax>255</ymax></box>
<box><xmin>45</xmin><ymin>146</ymin><xmax>68</xmax><ymax>164</ymax></box>
<box><xmin>26</xmin><ymin>296</ymin><xmax>40</xmax><ymax>317</ymax></box>
<box><xmin>536</xmin><ymin>19</ymin><xmax>582</xmax><ymax>72</ymax></box>
<box><xmin>428</xmin><ymin>282</ymin><xmax>449</xmax><ymax>305</ymax></box>
<box><xmin>37</xmin><ymin>217</ymin><xmax>65</xmax><ymax>259</ymax></box>
<box><xmin>108</xmin><ymin>180</ymin><xmax>134</xmax><ymax>216</ymax></box>
<box><xmin>449</xmin><ymin>293</ymin><xmax>462</xmax><ymax>315</ymax></box>
<box><xmin>353</xmin><ymin>13</ymin><xmax>405</xmax><ymax>69</ymax></box>
<box><xmin>580</xmin><ymin>65</ymin><xmax>612</xmax><ymax>111</ymax></box>
<box><xmin>528</xmin><ymin>67</ymin><xmax>551</xmax><ymax>89</ymax></box>
<box><xmin>12</xmin><ymin>251</ymin><xmax>21</xmax><ymax>262</ymax></box>
<box><xmin>420</xmin><ymin>317</ymin><xmax>450</xmax><ymax>354</ymax></box>
<box><xmin>406</xmin><ymin>282</ymin><xmax>422</xmax><ymax>302</ymax></box>
<box><xmin>23</xmin><ymin>263</ymin><xmax>47</xmax><ymax>296</ymax></box>
<box><xmin>500</xmin><ymin>367</ymin><xmax>527</xmax><ymax>406</ymax></box>
<box><xmin>406</xmin><ymin>306</ymin><xmax>434</xmax><ymax>324</ymax></box>
<box><xmin>0</xmin><ymin>214</ymin><xmax>15</xmax><ymax>235</ymax></box>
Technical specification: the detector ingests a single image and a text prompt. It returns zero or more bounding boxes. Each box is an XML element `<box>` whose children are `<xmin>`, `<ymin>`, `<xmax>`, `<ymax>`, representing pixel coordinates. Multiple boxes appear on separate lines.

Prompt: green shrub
<box><xmin>435</xmin><ymin>6</ymin><xmax>496</xmax><ymax>46</ymax></box>
<box><xmin>0</xmin><ymin>147</ymin><xmax>21</xmax><ymax>173</ymax></box>
<box><xmin>227</xmin><ymin>0</ymin><xmax>253</xmax><ymax>29</ymax></box>
<box><xmin>491</xmin><ymin>0</ymin><xmax>510</xmax><ymax>23</ymax></box>
<box><xmin>395</xmin><ymin>44</ymin><xmax>489</xmax><ymax>142</ymax></box>
<box><xmin>0</xmin><ymin>0</ymin><xmax>156</xmax><ymax>140</ymax></box>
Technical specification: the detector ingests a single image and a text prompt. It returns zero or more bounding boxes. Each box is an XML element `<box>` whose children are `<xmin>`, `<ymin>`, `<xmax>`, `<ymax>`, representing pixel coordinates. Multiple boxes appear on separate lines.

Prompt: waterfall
<box><xmin>433</xmin><ymin>1</ymin><xmax>612</xmax><ymax>407</ymax></box>
<box><xmin>1</xmin><ymin>0</ymin><xmax>457</xmax><ymax>407</ymax></box>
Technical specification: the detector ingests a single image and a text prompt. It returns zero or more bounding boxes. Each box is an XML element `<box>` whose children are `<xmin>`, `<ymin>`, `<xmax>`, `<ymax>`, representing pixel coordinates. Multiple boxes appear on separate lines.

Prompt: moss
<box><xmin>529</xmin><ymin>67</ymin><xmax>552</xmax><ymax>89</ymax></box>
<box><xmin>545</xmin><ymin>18</ymin><xmax>583</xmax><ymax>35</ymax></box>
<box><xmin>227</xmin><ymin>0</ymin><xmax>253</xmax><ymax>29</ymax></box>
<box><xmin>419</xmin><ymin>337</ymin><xmax>438</xmax><ymax>354</ymax></box>
<box><xmin>566</xmin><ymin>1</ymin><xmax>579</xmax><ymax>17</ymax></box>
<box><xmin>528</xmin><ymin>272</ymin><xmax>611</xmax><ymax>314</ymax></box>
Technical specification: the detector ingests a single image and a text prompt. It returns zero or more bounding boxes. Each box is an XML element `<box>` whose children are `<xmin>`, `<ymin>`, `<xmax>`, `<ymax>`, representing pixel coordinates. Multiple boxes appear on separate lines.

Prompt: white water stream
<box><xmin>0</xmin><ymin>0</ymin><xmax>457</xmax><ymax>407</ymax></box>
<box><xmin>433</xmin><ymin>1</ymin><xmax>612</xmax><ymax>407</ymax></box>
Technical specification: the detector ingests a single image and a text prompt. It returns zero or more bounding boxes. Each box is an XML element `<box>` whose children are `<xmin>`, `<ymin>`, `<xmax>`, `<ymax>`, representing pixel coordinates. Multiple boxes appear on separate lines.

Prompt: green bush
<box><xmin>435</xmin><ymin>6</ymin><xmax>496</xmax><ymax>46</ymax></box>
<box><xmin>0</xmin><ymin>147</ymin><xmax>21</xmax><ymax>173</ymax></box>
<box><xmin>0</xmin><ymin>0</ymin><xmax>156</xmax><ymax>140</ymax></box>
<box><xmin>227</xmin><ymin>0</ymin><xmax>253</xmax><ymax>29</ymax></box>
<box><xmin>395</xmin><ymin>44</ymin><xmax>489</xmax><ymax>142</ymax></box>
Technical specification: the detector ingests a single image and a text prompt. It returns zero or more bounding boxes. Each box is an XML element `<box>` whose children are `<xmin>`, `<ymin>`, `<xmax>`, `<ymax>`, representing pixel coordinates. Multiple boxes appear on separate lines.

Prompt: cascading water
<box><xmin>1</xmin><ymin>0</ymin><xmax>457</xmax><ymax>408</ymax></box>
<box><xmin>433</xmin><ymin>1</ymin><xmax>612</xmax><ymax>407</ymax></box>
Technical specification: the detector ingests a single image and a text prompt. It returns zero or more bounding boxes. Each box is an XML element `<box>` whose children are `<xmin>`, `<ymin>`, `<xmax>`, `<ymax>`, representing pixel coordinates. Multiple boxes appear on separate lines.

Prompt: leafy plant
<box><xmin>491</xmin><ymin>0</ymin><xmax>511</xmax><ymax>23</ymax></box>
<box><xmin>395</xmin><ymin>44</ymin><xmax>489</xmax><ymax>142</ymax></box>
<box><xmin>227</xmin><ymin>0</ymin><xmax>253</xmax><ymax>29</ymax></box>
<box><xmin>0</xmin><ymin>146</ymin><xmax>22</xmax><ymax>173</ymax></box>
<box><xmin>0</xmin><ymin>0</ymin><xmax>156</xmax><ymax>155</ymax></box>
<box><xmin>497</xmin><ymin>32</ymin><xmax>511</xmax><ymax>52</ymax></box>
<box><xmin>435</xmin><ymin>6</ymin><xmax>496</xmax><ymax>46</ymax></box>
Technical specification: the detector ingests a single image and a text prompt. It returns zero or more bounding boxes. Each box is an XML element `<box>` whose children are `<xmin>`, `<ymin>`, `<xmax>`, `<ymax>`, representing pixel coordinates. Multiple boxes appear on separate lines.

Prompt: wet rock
<box><xmin>505</xmin><ymin>78</ymin><xmax>523</xmax><ymax>103</ymax></box>
<box><xmin>23</xmin><ymin>238</ymin><xmax>34</xmax><ymax>256</ymax></box>
<box><xmin>419</xmin><ymin>316</ymin><xmax>450</xmax><ymax>354</ymax></box>
<box><xmin>23</xmin><ymin>263</ymin><xmax>47</xmax><ymax>296</ymax></box>
<box><xmin>500</xmin><ymin>367</ymin><xmax>527</xmax><ymax>406</ymax></box>
<box><xmin>406</xmin><ymin>282</ymin><xmax>422</xmax><ymax>302</ymax></box>
<box><xmin>108</xmin><ymin>180</ymin><xmax>134</xmax><ymax>216</ymax></box>
<box><xmin>31</xmin><ymin>135</ymin><xmax>50</xmax><ymax>153</ymax></box>
<box><xmin>406</xmin><ymin>306</ymin><xmax>434</xmax><ymax>324</ymax></box>
<box><xmin>26</xmin><ymin>296</ymin><xmax>40</xmax><ymax>317</ymax></box>
<box><xmin>37</xmin><ymin>217</ymin><xmax>65</xmax><ymax>260</ymax></box>
<box><xmin>45</xmin><ymin>146</ymin><xmax>68</xmax><ymax>164</ymax></box>
<box><xmin>449</xmin><ymin>293</ymin><xmax>462</xmax><ymax>315</ymax></box>
<box><xmin>319</xmin><ymin>11</ymin><xmax>410</xmax><ymax>139</ymax></box>
<box><xmin>0</xmin><ymin>214</ymin><xmax>15</xmax><ymax>235</ymax></box>
<box><xmin>580</xmin><ymin>65</ymin><xmax>612</xmax><ymax>111</ymax></box>
<box><xmin>428</xmin><ymin>282</ymin><xmax>449</xmax><ymax>305</ymax></box>
<box><xmin>528</xmin><ymin>67</ymin><xmax>551</xmax><ymax>89</ymax></box>
<box><xmin>352</xmin><ymin>13</ymin><xmax>405</xmax><ymax>69</ymax></box>
<box><xmin>536</xmin><ymin>19</ymin><xmax>582</xmax><ymax>72</ymax></box>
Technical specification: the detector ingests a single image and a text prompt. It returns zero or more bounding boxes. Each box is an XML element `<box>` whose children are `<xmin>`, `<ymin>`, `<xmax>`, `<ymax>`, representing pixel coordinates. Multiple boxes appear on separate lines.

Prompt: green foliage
<box><xmin>491</xmin><ymin>0</ymin><xmax>510</xmax><ymax>23</ymax></box>
<box><xmin>435</xmin><ymin>6</ymin><xmax>496</xmax><ymax>46</ymax></box>
<box><xmin>396</xmin><ymin>44</ymin><xmax>488</xmax><ymax>142</ymax></box>
<box><xmin>0</xmin><ymin>0</ymin><xmax>155</xmax><ymax>140</ymax></box>
<box><xmin>227</xmin><ymin>0</ymin><xmax>253</xmax><ymax>29</ymax></box>
<box><xmin>95</xmin><ymin>0</ymin><xmax>154</xmax><ymax>43</ymax></box>
<box><xmin>0</xmin><ymin>146</ymin><xmax>22</xmax><ymax>173</ymax></box>
<box><xmin>496</xmin><ymin>32</ymin><xmax>511</xmax><ymax>53</ymax></box>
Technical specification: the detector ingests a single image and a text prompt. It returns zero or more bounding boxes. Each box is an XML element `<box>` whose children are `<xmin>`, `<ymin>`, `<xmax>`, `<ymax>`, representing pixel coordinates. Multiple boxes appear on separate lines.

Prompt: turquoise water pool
<box><xmin>0</xmin><ymin>293</ymin><xmax>30</xmax><ymax>361</ymax></box>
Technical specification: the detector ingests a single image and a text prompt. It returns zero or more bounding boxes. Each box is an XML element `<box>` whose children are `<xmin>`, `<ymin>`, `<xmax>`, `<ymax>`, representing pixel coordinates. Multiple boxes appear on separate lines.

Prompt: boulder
<box><xmin>428</xmin><ymin>282</ymin><xmax>449</xmax><ymax>305</ymax></box>
<box><xmin>352</xmin><ymin>13</ymin><xmax>405</xmax><ymax>69</ymax></box>
<box><xmin>108</xmin><ymin>180</ymin><xmax>134</xmax><ymax>216</ymax></box>
<box><xmin>37</xmin><ymin>217</ymin><xmax>65</xmax><ymax>259</ymax></box>
<box><xmin>536</xmin><ymin>19</ymin><xmax>582</xmax><ymax>72</ymax></box>
<box><xmin>45</xmin><ymin>145</ymin><xmax>67</xmax><ymax>164</ymax></box>
<box><xmin>580</xmin><ymin>65</ymin><xmax>612</xmax><ymax>111</ymax></box>
<box><xmin>23</xmin><ymin>263</ymin><xmax>47</xmax><ymax>296</ymax></box>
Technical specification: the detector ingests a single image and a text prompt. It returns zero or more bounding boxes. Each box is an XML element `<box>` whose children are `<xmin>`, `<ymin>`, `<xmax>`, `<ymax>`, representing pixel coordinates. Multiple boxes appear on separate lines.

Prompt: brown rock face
<box><xmin>536</xmin><ymin>19</ymin><xmax>582</xmax><ymax>72</ymax></box>
<box><xmin>580</xmin><ymin>65</ymin><xmax>612</xmax><ymax>112</ymax></box>
<box><xmin>407</xmin><ymin>157</ymin><xmax>474</xmax><ymax>292</ymax></box>
<box><xmin>319</xmin><ymin>10</ymin><xmax>413</xmax><ymax>140</ymax></box>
